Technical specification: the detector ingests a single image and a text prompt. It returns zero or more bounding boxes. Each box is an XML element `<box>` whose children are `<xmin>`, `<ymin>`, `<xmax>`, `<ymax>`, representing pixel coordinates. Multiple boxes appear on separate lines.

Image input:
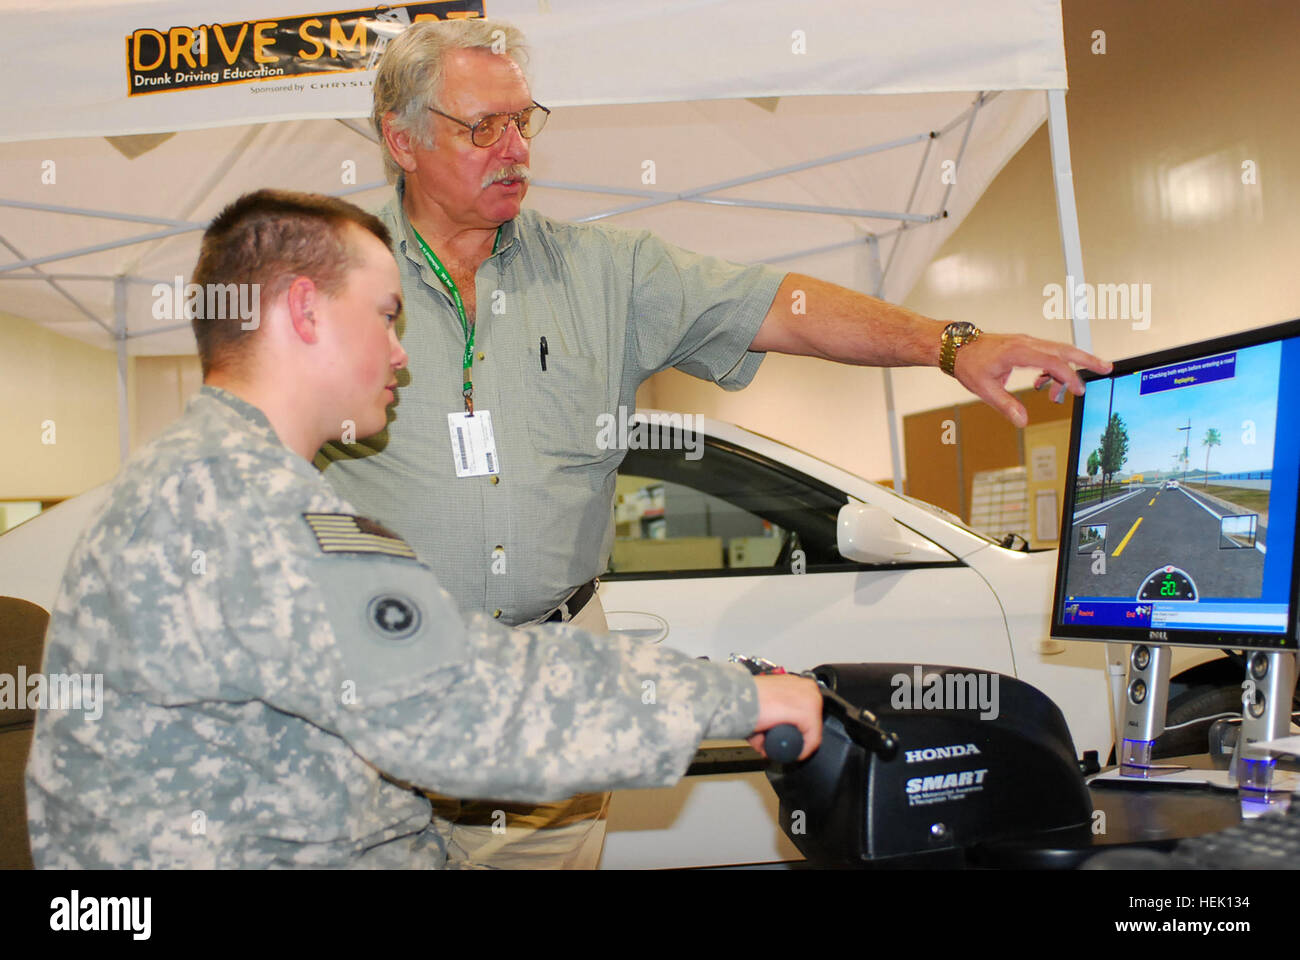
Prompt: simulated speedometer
<box><xmin>1137</xmin><ymin>565</ymin><xmax>1198</xmax><ymax>601</ymax></box>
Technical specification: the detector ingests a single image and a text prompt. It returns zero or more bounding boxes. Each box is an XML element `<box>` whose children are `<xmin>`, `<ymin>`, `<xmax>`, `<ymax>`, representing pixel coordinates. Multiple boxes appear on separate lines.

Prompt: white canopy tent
<box><xmin>0</xmin><ymin>0</ymin><xmax>1093</xmax><ymax>486</ymax></box>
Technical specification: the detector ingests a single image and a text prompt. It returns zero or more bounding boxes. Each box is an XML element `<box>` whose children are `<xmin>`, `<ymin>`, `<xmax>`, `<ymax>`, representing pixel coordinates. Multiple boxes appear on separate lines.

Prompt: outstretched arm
<box><xmin>751</xmin><ymin>273</ymin><xmax>1112</xmax><ymax>427</ymax></box>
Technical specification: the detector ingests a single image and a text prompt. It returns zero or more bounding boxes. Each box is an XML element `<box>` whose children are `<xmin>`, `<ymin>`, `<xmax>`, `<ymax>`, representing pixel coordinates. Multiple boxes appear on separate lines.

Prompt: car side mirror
<box><xmin>837</xmin><ymin>502</ymin><xmax>912</xmax><ymax>563</ymax></box>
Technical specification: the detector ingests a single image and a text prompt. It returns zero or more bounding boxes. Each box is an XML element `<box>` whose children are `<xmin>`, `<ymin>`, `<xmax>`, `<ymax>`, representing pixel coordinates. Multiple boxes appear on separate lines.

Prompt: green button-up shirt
<box><xmin>318</xmin><ymin>184</ymin><xmax>785</xmax><ymax>624</ymax></box>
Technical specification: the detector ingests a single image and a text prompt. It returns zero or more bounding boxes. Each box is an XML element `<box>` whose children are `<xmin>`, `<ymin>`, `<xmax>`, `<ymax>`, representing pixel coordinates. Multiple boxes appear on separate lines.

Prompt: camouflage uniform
<box><xmin>25</xmin><ymin>386</ymin><xmax>759</xmax><ymax>869</ymax></box>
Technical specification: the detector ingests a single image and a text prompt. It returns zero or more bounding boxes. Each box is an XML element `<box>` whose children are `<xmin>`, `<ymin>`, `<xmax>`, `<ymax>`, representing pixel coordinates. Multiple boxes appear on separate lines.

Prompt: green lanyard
<box><xmin>411</xmin><ymin>225</ymin><xmax>500</xmax><ymax>413</ymax></box>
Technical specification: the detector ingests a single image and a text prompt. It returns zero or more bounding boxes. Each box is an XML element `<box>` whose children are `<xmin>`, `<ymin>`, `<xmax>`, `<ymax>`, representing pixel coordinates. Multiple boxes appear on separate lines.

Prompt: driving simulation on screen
<box><xmin>1054</xmin><ymin>325</ymin><xmax>1300</xmax><ymax>650</ymax></box>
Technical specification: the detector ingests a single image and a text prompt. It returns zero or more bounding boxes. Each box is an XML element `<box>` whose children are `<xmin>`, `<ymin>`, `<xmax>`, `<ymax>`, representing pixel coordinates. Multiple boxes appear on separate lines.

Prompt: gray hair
<box><xmin>372</xmin><ymin>18</ymin><xmax>530</xmax><ymax>183</ymax></box>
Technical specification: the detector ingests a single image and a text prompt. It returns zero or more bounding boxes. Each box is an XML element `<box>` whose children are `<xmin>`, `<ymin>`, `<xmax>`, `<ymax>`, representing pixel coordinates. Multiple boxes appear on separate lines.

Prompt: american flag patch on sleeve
<box><xmin>302</xmin><ymin>513</ymin><xmax>419</xmax><ymax>560</ymax></box>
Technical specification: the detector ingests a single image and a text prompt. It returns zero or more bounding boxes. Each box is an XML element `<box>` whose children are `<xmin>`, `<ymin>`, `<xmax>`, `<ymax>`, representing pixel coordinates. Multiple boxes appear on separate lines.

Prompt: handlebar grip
<box><xmin>763</xmin><ymin>723</ymin><xmax>804</xmax><ymax>764</ymax></box>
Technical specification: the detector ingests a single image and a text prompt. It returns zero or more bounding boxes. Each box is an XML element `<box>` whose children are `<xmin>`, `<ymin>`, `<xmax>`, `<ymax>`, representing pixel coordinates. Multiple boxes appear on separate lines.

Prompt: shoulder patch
<box><xmin>303</xmin><ymin>513</ymin><xmax>419</xmax><ymax>560</ymax></box>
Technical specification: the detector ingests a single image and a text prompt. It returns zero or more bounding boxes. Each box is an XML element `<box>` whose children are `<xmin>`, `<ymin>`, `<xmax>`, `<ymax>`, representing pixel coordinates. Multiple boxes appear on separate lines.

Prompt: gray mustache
<box><xmin>482</xmin><ymin>165</ymin><xmax>532</xmax><ymax>189</ymax></box>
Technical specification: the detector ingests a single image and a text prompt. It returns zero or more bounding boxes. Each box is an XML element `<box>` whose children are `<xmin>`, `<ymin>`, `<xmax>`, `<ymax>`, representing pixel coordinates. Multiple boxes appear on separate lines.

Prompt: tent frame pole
<box><xmin>687</xmin><ymin>196</ymin><xmax>933</xmax><ymax>221</ymax></box>
<box><xmin>1047</xmin><ymin>87</ymin><xmax>1122</xmax><ymax>750</ymax></box>
<box><xmin>572</xmin><ymin>129</ymin><xmax>936</xmax><ymax>222</ymax></box>
<box><xmin>2</xmin><ymin>272</ymin><xmax>168</xmax><ymax>285</ymax></box>
<box><xmin>113</xmin><ymin>276</ymin><xmax>129</xmax><ymax>465</ymax></box>
<box><xmin>0</xmin><ymin>224</ymin><xmax>202</xmax><ymax>274</ymax></box>
<box><xmin>870</xmin><ymin>90</ymin><xmax>990</xmax><ymax>490</ymax></box>
<box><xmin>761</xmin><ymin>236</ymin><xmax>867</xmax><ymax>266</ymax></box>
<box><xmin>0</xmin><ymin>234</ymin><xmax>115</xmax><ymax>335</ymax></box>
<box><xmin>1047</xmin><ymin>89</ymin><xmax>1092</xmax><ymax>352</ymax></box>
<box><xmin>0</xmin><ymin>198</ymin><xmax>200</xmax><ymax>228</ymax></box>
<box><xmin>867</xmin><ymin>236</ymin><xmax>906</xmax><ymax>493</ymax></box>
<box><xmin>535</xmin><ymin>179</ymin><xmax>937</xmax><ymax>222</ymax></box>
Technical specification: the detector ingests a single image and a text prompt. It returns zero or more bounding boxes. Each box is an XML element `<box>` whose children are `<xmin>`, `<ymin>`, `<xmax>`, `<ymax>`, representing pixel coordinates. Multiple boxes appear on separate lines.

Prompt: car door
<box><xmin>597</xmin><ymin>435</ymin><xmax>1015</xmax><ymax>869</ymax></box>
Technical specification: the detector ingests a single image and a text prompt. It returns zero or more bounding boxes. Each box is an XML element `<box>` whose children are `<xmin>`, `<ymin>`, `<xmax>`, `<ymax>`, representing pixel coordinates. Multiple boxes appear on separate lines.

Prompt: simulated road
<box><xmin>1065</xmin><ymin>483</ymin><xmax>1265</xmax><ymax>601</ymax></box>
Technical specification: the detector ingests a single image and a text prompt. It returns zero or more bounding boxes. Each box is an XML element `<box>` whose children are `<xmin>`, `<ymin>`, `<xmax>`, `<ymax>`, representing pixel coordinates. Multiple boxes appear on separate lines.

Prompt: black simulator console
<box><xmin>765</xmin><ymin>663</ymin><xmax>1093</xmax><ymax>867</ymax></box>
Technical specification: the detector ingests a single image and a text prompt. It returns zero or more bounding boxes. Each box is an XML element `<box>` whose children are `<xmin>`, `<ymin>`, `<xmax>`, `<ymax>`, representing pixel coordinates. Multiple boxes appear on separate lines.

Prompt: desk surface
<box><xmin>1089</xmin><ymin>774</ymin><xmax>1243</xmax><ymax>844</ymax></box>
<box><xmin>969</xmin><ymin>754</ymin><xmax>1251</xmax><ymax>868</ymax></box>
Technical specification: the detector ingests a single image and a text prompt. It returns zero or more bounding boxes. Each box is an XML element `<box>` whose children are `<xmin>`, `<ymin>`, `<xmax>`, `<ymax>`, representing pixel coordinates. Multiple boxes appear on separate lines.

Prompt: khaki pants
<box><xmin>433</xmin><ymin>592</ymin><xmax>612</xmax><ymax>869</ymax></box>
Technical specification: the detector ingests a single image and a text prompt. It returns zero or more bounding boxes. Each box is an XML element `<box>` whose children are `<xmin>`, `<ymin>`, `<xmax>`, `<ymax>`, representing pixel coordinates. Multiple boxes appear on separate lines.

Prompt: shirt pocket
<box><xmin>517</xmin><ymin>352</ymin><xmax>617</xmax><ymax>463</ymax></box>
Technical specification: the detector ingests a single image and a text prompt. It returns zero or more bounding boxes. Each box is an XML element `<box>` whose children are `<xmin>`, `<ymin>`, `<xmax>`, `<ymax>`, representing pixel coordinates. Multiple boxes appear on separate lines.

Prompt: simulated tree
<box><xmin>1098</xmin><ymin>414</ymin><xmax>1130</xmax><ymax>502</ymax></box>
<box><xmin>1202</xmin><ymin>428</ymin><xmax>1221</xmax><ymax>486</ymax></box>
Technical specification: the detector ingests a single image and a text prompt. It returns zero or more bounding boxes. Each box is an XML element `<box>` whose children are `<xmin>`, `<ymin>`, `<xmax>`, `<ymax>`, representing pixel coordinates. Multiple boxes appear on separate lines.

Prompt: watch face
<box><xmin>947</xmin><ymin>321</ymin><xmax>977</xmax><ymax>339</ymax></box>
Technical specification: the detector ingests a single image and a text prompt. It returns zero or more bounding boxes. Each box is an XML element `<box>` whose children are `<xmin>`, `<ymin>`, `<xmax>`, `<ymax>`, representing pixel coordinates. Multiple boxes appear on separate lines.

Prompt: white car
<box><xmin>0</xmin><ymin>413</ymin><xmax>1234</xmax><ymax>869</ymax></box>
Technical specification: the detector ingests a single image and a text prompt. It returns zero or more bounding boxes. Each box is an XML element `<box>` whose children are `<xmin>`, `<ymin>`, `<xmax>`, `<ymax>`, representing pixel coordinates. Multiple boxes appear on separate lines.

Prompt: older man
<box><xmin>318</xmin><ymin>18</ymin><xmax>1110</xmax><ymax>867</ymax></box>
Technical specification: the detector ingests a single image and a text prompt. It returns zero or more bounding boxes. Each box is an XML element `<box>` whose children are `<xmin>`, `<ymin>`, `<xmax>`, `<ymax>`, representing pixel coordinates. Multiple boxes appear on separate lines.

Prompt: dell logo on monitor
<box><xmin>1149</xmin><ymin>630</ymin><xmax>1169</xmax><ymax>641</ymax></box>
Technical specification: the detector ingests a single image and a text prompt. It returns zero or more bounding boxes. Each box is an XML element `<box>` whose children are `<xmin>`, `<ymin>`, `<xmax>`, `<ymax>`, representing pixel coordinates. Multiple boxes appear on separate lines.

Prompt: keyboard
<box><xmin>1170</xmin><ymin>802</ymin><xmax>1300</xmax><ymax>869</ymax></box>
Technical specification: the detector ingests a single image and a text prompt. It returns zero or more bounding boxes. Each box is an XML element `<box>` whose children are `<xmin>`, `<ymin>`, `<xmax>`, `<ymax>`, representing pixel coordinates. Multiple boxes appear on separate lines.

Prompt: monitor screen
<box><xmin>1052</xmin><ymin>318</ymin><xmax>1300</xmax><ymax>651</ymax></box>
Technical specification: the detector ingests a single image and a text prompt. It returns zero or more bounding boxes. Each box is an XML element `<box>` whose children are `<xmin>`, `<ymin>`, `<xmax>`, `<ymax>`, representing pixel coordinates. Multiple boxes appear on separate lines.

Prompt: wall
<box><xmin>1023</xmin><ymin>418</ymin><xmax>1074</xmax><ymax>549</ymax></box>
<box><xmin>0</xmin><ymin>315</ymin><xmax>203</xmax><ymax>506</ymax></box>
<box><xmin>0</xmin><ymin>312</ymin><xmax>126</xmax><ymax>500</ymax></box>
<box><xmin>132</xmin><ymin>355</ymin><xmax>202</xmax><ymax>449</ymax></box>
<box><xmin>902</xmin><ymin>385</ymin><xmax>1073</xmax><ymax>521</ymax></box>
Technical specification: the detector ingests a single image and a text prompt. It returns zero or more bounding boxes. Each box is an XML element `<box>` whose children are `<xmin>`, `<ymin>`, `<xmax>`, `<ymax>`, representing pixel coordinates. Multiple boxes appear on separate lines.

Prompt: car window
<box><xmin>613</xmin><ymin>473</ymin><xmax>789</xmax><ymax>573</ymax></box>
<box><xmin>604</xmin><ymin>437</ymin><xmax>946</xmax><ymax>578</ymax></box>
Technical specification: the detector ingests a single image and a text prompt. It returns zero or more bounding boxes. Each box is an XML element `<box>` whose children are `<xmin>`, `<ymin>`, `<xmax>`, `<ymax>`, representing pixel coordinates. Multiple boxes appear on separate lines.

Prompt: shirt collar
<box><xmin>195</xmin><ymin>385</ymin><xmax>328</xmax><ymax>478</ymax></box>
<box><xmin>196</xmin><ymin>385</ymin><xmax>285</xmax><ymax>447</ymax></box>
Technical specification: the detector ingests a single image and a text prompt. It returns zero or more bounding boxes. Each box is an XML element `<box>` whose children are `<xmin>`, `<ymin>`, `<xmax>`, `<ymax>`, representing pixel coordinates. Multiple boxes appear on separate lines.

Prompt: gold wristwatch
<box><xmin>939</xmin><ymin>321</ymin><xmax>981</xmax><ymax>377</ymax></box>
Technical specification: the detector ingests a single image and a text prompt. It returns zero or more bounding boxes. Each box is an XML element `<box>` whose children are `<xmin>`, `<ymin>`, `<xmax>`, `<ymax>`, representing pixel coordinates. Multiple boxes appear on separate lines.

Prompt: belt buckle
<box><xmin>550</xmin><ymin>579</ymin><xmax>594</xmax><ymax>624</ymax></box>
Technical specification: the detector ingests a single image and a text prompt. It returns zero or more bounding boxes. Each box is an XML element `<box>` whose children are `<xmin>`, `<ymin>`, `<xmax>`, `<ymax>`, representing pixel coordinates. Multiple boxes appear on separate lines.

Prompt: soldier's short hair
<box><xmin>191</xmin><ymin>189</ymin><xmax>392</xmax><ymax>377</ymax></box>
<box><xmin>372</xmin><ymin>18</ymin><xmax>529</xmax><ymax>183</ymax></box>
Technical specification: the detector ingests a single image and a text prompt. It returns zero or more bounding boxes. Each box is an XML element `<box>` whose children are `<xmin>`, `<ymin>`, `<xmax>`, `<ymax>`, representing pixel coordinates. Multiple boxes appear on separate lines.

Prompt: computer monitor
<box><xmin>1052</xmin><ymin>318</ymin><xmax>1300</xmax><ymax>652</ymax></box>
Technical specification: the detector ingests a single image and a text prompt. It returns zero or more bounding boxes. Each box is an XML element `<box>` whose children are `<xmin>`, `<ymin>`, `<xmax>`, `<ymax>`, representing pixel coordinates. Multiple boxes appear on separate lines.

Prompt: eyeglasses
<box><xmin>427</xmin><ymin>101</ymin><xmax>550</xmax><ymax>148</ymax></box>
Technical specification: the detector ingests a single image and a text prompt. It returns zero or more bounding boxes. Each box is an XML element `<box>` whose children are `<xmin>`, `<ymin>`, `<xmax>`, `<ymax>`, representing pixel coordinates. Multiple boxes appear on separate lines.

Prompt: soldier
<box><xmin>24</xmin><ymin>189</ymin><xmax>822</xmax><ymax>869</ymax></box>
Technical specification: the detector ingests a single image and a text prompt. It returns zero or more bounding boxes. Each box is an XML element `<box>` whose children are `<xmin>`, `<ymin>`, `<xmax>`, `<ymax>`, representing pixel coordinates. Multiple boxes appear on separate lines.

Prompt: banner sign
<box><xmin>126</xmin><ymin>2</ymin><xmax>485</xmax><ymax>96</ymax></box>
<box><xmin>1</xmin><ymin>0</ymin><xmax>1066</xmax><ymax>145</ymax></box>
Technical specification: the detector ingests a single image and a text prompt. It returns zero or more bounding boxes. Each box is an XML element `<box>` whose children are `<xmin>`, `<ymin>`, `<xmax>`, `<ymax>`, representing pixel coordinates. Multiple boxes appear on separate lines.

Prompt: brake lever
<box><xmin>818</xmin><ymin>682</ymin><xmax>899</xmax><ymax>759</ymax></box>
<box><xmin>728</xmin><ymin>655</ymin><xmax>900</xmax><ymax>762</ymax></box>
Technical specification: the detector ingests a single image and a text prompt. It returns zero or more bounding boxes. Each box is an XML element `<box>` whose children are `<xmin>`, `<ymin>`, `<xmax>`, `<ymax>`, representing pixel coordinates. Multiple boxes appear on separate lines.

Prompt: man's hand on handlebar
<box><xmin>749</xmin><ymin>674</ymin><xmax>823</xmax><ymax>761</ymax></box>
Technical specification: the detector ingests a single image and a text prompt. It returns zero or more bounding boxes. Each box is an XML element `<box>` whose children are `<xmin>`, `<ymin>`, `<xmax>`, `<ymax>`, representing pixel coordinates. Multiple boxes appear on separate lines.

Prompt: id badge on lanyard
<box><xmin>413</xmin><ymin>225</ymin><xmax>502</xmax><ymax>478</ymax></box>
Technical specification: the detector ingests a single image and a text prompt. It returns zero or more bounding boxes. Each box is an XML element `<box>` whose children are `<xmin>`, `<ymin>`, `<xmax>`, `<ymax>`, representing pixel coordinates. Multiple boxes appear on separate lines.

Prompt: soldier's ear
<box><xmin>286</xmin><ymin>276</ymin><xmax>321</xmax><ymax>345</ymax></box>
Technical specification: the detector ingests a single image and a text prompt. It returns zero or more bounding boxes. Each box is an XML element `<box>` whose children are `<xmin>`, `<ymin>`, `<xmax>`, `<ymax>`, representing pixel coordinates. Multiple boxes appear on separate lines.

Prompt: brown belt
<box><xmin>427</xmin><ymin>793</ymin><xmax>608</xmax><ymax>829</ymax></box>
<box><xmin>544</xmin><ymin>578</ymin><xmax>598</xmax><ymax>623</ymax></box>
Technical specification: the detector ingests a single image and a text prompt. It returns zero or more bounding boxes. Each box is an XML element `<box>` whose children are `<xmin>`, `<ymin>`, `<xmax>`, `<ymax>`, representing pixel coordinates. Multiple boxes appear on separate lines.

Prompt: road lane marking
<box><xmin>1113</xmin><ymin>516</ymin><xmax>1143</xmax><ymax>557</ymax></box>
<box><xmin>1148</xmin><ymin>497</ymin><xmax>1156</xmax><ymax>506</ymax></box>
<box><xmin>1072</xmin><ymin>488</ymin><xmax>1144</xmax><ymax>523</ymax></box>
